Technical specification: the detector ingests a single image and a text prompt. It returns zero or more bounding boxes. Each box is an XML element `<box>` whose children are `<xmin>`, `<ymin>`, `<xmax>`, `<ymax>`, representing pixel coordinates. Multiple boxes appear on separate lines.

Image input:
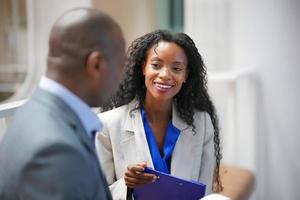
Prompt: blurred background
<box><xmin>0</xmin><ymin>0</ymin><xmax>299</xmax><ymax>199</ymax></box>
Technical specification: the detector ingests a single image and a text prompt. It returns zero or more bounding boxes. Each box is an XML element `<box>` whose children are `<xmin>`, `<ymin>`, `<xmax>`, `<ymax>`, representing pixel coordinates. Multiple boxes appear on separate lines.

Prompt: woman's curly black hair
<box><xmin>103</xmin><ymin>30</ymin><xmax>223</xmax><ymax>192</ymax></box>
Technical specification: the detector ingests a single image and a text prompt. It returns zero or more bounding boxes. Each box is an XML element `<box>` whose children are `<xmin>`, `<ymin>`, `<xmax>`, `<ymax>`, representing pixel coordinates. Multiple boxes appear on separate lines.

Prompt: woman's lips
<box><xmin>153</xmin><ymin>81</ymin><xmax>175</xmax><ymax>92</ymax></box>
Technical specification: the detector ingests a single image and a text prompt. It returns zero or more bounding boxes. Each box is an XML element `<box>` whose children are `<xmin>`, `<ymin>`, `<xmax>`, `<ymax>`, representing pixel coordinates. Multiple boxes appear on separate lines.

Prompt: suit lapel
<box><xmin>171</xmin><ymin>103</ymin><xmax>200</xmax><ymax>180</ymax></box>
<box><xmin>121</xmin><ymin>100</ymin><xmax>154</xmax><ymax>168</ymax></box>
<box><xmin>119</xmin><ymin>99</ymin><xmax>201</xmax><ymax>180</ymax></box>
<box><xmin>33</xmin><ymin>88</ymin><xmax>112</xmax><ymax>199</ymax></box>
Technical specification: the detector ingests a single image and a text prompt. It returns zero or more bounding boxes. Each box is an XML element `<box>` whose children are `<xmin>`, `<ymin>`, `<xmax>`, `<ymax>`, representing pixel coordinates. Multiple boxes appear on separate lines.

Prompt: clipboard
<box><xmin>133</xmin><ymin>167</ymin><xmax>206</xmax><ymax>200</ymax></box>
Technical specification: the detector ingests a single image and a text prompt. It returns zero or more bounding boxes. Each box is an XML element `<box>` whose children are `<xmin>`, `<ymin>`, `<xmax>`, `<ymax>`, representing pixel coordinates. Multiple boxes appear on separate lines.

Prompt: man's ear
<box><xmin>86</xmin><ymin>51</ymin><xmax>107</xmax><ymax>79</ymax></box>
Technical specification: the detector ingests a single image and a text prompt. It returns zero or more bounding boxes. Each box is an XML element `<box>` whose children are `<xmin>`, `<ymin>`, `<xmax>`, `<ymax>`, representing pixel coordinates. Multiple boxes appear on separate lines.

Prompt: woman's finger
<box><xmin>124</xmin><ymin>175</ymin><xmax>155</xmax><ymax>188</ymax></box>
<box><xmin>127</xmin><ymin>164</ymin><xmax>145</xmax><ymax>173</ymax></box>
<box><xmin>125</xmin><ymin>171</ymin><xmax>156</xmax><ymax>180</ymax></box>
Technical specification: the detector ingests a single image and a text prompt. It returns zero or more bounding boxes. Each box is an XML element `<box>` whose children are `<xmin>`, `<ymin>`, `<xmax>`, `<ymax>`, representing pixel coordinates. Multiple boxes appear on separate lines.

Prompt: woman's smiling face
<box><xmin>143</xmin><ymin>41</ymin><xmax>188</xmax><ymax>102</ymax></box>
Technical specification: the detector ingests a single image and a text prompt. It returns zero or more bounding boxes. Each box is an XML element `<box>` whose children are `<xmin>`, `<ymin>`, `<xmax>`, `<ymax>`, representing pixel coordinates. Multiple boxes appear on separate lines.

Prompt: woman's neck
<box><xmin>143</xmin><ymin>95</ymin><xmax>172</xmax><ymax>124</ymax></box>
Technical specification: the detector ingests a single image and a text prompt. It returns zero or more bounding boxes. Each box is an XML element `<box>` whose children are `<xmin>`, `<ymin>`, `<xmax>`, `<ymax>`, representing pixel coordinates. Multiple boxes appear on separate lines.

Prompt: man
<box><xmin>0</xmin><ymin>7</ymin><xmax>125</xmax><ymax>200</ymax></box>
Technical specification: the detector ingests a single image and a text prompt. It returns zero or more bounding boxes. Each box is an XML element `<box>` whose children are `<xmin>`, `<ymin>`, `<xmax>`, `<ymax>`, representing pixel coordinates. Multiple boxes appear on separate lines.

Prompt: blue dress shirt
<box><xmin>141</xmin><ymin>108</ymin><xmax>180</xmax><ymax>174</ymax></box>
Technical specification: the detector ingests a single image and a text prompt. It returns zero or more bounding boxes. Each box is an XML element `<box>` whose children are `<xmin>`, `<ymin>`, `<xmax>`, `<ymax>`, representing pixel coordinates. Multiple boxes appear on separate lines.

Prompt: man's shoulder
<box><xmin>4</xmin><ymin>97</ymin><xmax>78</xmax><ymax>151</ymax></box>
<box><xmin>13</xmin><ymin>97</ymin><xmax>70</xmax><ymax>129</ymax></box>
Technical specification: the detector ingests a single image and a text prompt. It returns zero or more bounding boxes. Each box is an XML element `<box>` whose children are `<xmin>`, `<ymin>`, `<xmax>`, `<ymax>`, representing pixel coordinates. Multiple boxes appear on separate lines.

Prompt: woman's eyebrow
<box><xmin>150</xmin><ymin>57</ymin><xmax>163</xmax><ymax>61</ymax></box>
<box><xmin>173</xmin><ymin>60</ymin><xmax>187</xmax><ymax>66</ymax></box>
<box><xmin>173</xmin><ymin>61</ymin><xmax>184</xmax><ymax>64</ymax></box>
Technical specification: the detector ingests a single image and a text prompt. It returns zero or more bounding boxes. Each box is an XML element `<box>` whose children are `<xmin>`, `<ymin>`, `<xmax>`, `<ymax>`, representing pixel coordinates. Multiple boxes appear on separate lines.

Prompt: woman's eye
<box><xmin>173</xmin><ymin>67</ymin><xmax>183</xmax><ymax>72</ymax></box>
<box><xmin>151</xmin><ymin>63</ymin><xmax>160</xmax><ymax>68</ymax></box>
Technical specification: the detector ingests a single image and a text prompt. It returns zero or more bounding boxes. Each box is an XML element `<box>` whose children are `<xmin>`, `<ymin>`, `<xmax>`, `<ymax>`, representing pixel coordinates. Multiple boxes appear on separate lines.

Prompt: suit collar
<box><xmin>121</xmin><ymin>99</ymin><xmax>153</xmax><ymax>167</ymax></box>
<box><xmin>39</xmin><ymin>76</ymin><xmax>101</xmax><ymax>136</ymax></box>
<box><xmin>124</xmin><ymin>100</ymin><xmax>140</xmax><ymax>132</ymax></box>
<box><xmin>172</xmin><ymin>102</ymin><xmax>193</xmax><ymax>134</ymax></box>
<box><xmin>120</xmin><ymin>99</ymin><xmax>201</xmax><ymax>180</ymax></box>
<box><xmin>32</xmin><ymin>88</ymin><xmax>96</xmax><ymax>154</ymax></box>
<box><xmin>122</xmin><ymin>99</ymin><xmax>195</xmax><ymax>168</ymax></box>
<box><xmin>33</xmin><ymin>88</ymin><xmax>78</xmax><ymax>126</ymax></box>
<box><xmin>124</xmin><ymin>99</ymin><xmax>192</xmax><ymax>132</ymax></box>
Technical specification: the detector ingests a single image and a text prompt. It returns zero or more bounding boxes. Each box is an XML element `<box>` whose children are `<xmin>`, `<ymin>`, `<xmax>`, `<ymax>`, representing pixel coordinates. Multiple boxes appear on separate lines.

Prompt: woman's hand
<box><xmin>124</xmin><ymin>162</ymin><xmax>157</xmax><ymax>188</ymax></box>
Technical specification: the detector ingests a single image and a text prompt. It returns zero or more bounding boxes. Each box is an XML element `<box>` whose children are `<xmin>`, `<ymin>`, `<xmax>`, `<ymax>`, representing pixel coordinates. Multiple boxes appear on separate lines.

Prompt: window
<box><xmin>0</xmin><ymin>0</ymin><xmax>28</xmax><ymax>102</ymax></box>
<box><xmin>156</xmin><ymin>0</ymin><xmax>184</xmax><ymax>32</ymax></box>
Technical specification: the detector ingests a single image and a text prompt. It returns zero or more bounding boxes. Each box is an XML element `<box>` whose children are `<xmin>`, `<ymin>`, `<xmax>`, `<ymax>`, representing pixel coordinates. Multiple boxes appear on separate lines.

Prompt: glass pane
<box><xmin>0</xmin><ymin>0</ymin><xmax>28</xmax><ymax>102</ymax></box>
<box><xmin>156</xmin><ymin>0</ymin><xmax>184</xmax><ymax>32</ymax></box>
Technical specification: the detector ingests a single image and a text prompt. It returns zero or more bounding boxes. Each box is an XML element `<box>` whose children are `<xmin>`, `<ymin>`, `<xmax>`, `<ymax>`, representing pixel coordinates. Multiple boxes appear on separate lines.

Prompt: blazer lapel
<box><xmin>33</xmin><ymin>89</ymin><xmax>110</xmax><ymax>198</ymax></box>
<box><xmin>121</xmin><ymin>100</ymin><xmax>154</xmax><ymax>168</ymax></box>
<box><xmin>171</xmin><ymin>103</ymin><xmax>200</xmax><ymax>180</ymax></box>
<box><xmin>119</xmin><ymin>99</ymin><xmax>201</xmax><ymax>180</ymax></box>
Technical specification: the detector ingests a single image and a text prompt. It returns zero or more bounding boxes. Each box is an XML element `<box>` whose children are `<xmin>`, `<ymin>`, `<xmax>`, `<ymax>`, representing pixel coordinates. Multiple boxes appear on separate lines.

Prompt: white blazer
<box><xmin>96</xmin><ymin>100</ymin><xmax>215</xmax><ymax>200</ymax></box>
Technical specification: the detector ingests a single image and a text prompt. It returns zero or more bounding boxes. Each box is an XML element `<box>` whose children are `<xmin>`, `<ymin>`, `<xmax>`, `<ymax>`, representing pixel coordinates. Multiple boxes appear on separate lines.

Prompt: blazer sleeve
<box><xmin>96</xmin><ymin>124</ymin><xmax>128</xmax><ymax>200</ymax></box>
<box><xmin>198</xmin><ymin>112</ymin><xmax>215</xmax><ymax>195</ymax></box>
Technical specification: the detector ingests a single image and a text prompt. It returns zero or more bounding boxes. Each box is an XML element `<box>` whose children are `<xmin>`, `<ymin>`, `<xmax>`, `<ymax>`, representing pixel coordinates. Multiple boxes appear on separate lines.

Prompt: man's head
<box><xmin>47</xmin><ymin>7</ymin><xmax>125</xmax><ymax>107</ymax></box>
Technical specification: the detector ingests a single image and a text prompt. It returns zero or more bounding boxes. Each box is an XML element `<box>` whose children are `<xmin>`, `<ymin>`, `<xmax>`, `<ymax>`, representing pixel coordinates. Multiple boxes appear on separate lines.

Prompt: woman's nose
<box><xmin>158</xmin><ymin>66</ymin><xmax>171</xmax><ymax>79</ymax></box>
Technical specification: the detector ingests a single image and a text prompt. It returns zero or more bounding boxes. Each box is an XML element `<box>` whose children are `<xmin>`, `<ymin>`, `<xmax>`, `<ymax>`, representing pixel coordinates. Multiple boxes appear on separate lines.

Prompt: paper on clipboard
<box><xmin>133</xmin><ymin>167</ymin><xmax>206</xmax><ymax>200</ymax></box>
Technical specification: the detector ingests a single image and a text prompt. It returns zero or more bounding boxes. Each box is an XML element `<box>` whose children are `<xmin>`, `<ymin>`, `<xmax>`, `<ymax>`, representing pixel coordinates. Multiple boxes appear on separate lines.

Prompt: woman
<box><xmin>96</xmin><ymin>30</ymin><xmax>222</xmax><ymax>199</ymax></box>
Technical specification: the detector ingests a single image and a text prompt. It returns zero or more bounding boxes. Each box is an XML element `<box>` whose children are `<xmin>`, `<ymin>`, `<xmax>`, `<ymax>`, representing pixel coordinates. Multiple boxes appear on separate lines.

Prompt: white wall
<box><xmin>186</xmin><ymin>0</ymin><xmax>300</xmax><ymax>199</ymax></box>
<box><xmin>185</xmin><ymin>0</ymin><xmax>257</xmax><ymax>171</ymax></box>
<box><xmin>231</xmin><ymin>0</ymin><xmax>300</xmax><ymax>199</ymax></box>
<box><xmin>184</xmin><ymin>0</ymin><xmax>232</xmax><ymax>72</ymax></box>
<box><xmin>92</xmin><ymin>0</ymin><xmax>158</xmax><ymax>47</ymax></box>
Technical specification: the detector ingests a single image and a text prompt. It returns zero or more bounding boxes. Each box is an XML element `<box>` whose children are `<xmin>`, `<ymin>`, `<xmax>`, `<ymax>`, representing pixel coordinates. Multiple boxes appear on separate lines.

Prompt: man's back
<box><xmin>0</xmin><ymin>6</ymin><xmax>125</xmax><ymax>199</ymax></box>
<box><xmin>0</xmin><ymin>89</ymin><xmax>111</xmax><ymax>200</ymax></box>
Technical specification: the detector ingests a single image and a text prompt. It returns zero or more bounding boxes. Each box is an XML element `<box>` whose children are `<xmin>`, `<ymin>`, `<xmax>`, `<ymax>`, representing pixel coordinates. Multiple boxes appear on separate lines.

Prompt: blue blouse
<box><xmin>141</xmin><ymin>108</ymin><xmax>180</xmax><ymax>174</ymax></box>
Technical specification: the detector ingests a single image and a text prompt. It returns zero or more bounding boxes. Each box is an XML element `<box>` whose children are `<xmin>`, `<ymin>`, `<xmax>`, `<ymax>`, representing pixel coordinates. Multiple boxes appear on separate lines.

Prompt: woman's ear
<box><xmin>86</xmin><ymin>51</ymin><xmax>107</xmax><ymax>79</ymax></box>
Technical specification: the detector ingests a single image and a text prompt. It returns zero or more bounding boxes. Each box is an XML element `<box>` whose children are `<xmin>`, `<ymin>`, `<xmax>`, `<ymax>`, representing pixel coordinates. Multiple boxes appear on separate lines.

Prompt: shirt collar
<box><xmin>38</xmin><ymin>76</ymin><xmax>102</xmax><ymax>137</ymax></box>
